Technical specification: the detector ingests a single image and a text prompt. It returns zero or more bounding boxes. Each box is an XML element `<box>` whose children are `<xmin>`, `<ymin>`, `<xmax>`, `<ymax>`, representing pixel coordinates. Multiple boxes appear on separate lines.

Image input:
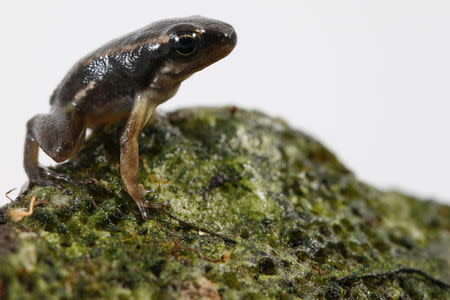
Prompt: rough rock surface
<box><xmin>1</xmin><ymin>107</ymin><xmax>449</xmax><ymax>299</ymax></box>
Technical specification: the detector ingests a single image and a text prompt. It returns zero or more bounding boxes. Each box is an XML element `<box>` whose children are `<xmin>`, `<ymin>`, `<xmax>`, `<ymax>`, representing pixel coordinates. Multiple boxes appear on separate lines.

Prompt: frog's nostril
<box><xmin>224</xmin><ymin>30</ymin><xmax>237</xmax><ymax>46</ymax></box>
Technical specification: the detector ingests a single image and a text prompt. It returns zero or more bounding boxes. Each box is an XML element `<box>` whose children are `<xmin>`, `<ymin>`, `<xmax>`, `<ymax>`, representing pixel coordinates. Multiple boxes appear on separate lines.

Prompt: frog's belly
<box><xmin>83</xmin><ymin>96</ymin><xmax>134</xmax><ymax>128</ymax></box>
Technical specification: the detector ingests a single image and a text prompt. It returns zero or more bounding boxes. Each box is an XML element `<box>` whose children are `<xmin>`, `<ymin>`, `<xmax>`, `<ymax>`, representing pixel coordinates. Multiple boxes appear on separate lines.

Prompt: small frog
<box><xmin>23</xmin><ymin>16</ymin><xmax>237</xmax><ymax>219</ymax></box>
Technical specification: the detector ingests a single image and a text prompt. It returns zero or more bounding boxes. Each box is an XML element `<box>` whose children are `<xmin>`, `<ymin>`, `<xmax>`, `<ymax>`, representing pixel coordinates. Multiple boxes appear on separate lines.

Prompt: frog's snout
<box><xmin>224</xmin><ymin>29</ymin><xmax>237</xmax><ymax>48</ymax></box>
<box><xmin>218</xmin><ymin>22</ymin><xmax>237</xmax><ymax>46</ymax></box>
<box><xmin>215</xmin><ymin>24</ymin><xmax>237</xmax><ymax>55</ymax></box>
<box><xmin>206</xmin><ymin>20</ymin><xmax>237</xmax><ymax>51</ymax></box>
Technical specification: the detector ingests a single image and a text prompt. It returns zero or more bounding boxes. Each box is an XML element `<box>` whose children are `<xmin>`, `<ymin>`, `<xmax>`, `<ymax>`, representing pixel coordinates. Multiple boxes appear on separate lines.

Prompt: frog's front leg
<box><xmin>22</xmin><ymin>108</ymin><xmax>86</xmax><ymax>195</ymax></box>
<box><xmin>120</xmin><ymin>91</ymin><xmax>170</xmax><ymax>219</ymax></box>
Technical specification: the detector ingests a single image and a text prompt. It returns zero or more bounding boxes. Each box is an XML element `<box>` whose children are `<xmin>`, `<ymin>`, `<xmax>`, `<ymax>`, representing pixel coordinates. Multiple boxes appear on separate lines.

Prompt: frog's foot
<box><xmin>138</xmin><ymin>200</ymin><xmax>171</xmax><ymax>220</ymax></box>
<box><xmin>42</xmin><ymin>168</ymin><xmax>75</xmax><ymax>184</ymax></box>
<box><xmin>19</xmin><ymin>168</ymin><xmax>74</xmax><ymax>199</ymax></box>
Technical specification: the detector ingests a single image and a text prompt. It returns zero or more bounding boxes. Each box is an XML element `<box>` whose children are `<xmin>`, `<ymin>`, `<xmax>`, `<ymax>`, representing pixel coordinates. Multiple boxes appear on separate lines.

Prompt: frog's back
<box><xmin>49</xmin><ymin>16</ymin><xmax>236</xmax><ymax>126</ymax></box>
<box><xmin>49</xmin><ymin>19</ymin><xmax>176</xmax><ymax>110</ymax></box>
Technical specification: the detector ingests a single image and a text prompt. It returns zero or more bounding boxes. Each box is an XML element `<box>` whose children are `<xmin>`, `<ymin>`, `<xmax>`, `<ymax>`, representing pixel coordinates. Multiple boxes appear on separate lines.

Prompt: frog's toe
<box><xmin>141</xmin><ymin>185</ymin><xmax>151</xmax><ymax>196</ymax></box>
<box><xmin>149</xmin><ymin>200</ymin><xmax>171</xmax><ymax>210</ymax></box>
<box><xmin>43</xmin><ymin>168</ymin><xmax>75</xmax><ymax>184</ymax></box>
<box><xmin>22</xmin><ymin>169</ymin><xmax>74</xmax><ymax>197</ymax></box>
<box><xmin>140</xmin><ymin>209</ymin><xmax>150</xmax><ymax>220</ymax></box>
<box><xmin>138</xmin><ymin>200</ymin><xmax>171</xmax><ymax>219</ymax></box>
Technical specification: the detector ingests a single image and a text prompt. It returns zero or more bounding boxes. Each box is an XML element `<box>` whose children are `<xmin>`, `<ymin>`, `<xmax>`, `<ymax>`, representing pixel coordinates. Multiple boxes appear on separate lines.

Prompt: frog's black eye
<box><xmin>172</xmin><ymin>33</ymin><xmax>198</xmax><ymax>56</ymax></box>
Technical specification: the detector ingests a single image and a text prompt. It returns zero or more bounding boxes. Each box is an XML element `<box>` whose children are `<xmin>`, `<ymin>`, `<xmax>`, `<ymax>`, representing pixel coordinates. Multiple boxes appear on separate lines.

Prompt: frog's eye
<box><xmin>172</xmin><ymin>33</ymin><xmax>199</xmax><ymax>56</ymax></box>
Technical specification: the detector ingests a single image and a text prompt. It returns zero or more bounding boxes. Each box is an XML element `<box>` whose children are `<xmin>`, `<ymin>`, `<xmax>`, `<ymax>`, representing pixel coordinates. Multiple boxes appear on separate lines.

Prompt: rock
<box><xmin>1</xmin><ymin>107</ymin><xmax>449</xmax><ymax>299</ymax></box>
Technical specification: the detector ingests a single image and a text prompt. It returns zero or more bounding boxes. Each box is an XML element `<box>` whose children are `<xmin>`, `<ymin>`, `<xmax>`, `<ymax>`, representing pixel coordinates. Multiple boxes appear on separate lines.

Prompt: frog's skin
<box><xmin>23</xmin><ymin>16</ymin><xmax>237</xmax><ymax>219</ymax></box>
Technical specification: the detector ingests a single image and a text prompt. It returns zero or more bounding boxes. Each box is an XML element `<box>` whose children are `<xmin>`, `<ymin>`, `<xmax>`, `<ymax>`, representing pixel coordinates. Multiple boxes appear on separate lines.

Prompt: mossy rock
<box><xmin>1</xmin><ymin>107</ymin><xmax>449</xmax><ymax>299</ymax></box>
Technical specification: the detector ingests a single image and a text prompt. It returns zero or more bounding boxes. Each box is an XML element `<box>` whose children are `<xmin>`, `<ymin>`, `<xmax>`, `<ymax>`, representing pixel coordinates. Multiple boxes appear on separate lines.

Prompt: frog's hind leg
<box><xmin>21</xmin><ymin>108</ymin><xmax>86</xmax><ymax>196</ymax></box>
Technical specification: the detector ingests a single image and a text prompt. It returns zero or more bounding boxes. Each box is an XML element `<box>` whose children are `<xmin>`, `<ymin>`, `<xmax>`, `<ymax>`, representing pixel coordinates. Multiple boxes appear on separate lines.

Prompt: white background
<box><xmin>0</xmin><ymin>1</ymin><xmax>449</xmax><ymax>206</ymax></box>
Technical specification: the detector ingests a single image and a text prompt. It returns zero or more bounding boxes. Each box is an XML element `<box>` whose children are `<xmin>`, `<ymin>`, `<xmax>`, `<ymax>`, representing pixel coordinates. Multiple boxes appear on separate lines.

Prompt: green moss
<box><xmin>1</xmin><ymin>107</ymin><xmax>449</xmax><ymax>299</ymax></box>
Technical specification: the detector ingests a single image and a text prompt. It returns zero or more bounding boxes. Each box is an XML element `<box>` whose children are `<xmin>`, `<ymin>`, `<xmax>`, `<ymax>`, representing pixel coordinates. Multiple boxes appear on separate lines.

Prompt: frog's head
<box><xmin>159</xmin><ymin>16</ymin><xmax>237</xmax><ymax>79</ymax></box>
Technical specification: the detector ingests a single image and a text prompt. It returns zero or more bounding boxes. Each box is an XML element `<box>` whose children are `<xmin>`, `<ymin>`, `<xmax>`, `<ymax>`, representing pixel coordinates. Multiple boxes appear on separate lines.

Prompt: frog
<box><xmin>23</xmin><ymin>16</ymin><xmax>237</xmax><ymax>219</ymax></box>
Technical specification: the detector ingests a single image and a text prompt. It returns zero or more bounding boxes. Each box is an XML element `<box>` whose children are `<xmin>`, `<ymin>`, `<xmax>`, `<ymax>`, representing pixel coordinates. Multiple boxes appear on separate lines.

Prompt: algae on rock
<box><xmin>1</xmin><ymin>107</ymin><xmax>449</xmax><ymax>299</ymax></box>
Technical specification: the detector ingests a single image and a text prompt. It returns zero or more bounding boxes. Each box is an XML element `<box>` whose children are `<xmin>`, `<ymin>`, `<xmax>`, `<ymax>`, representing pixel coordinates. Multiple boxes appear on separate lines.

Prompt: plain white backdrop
<box><xmin>0</xmin><ymin>1</ymin><xmax>449</xmax><ymax>207</ymax></box>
